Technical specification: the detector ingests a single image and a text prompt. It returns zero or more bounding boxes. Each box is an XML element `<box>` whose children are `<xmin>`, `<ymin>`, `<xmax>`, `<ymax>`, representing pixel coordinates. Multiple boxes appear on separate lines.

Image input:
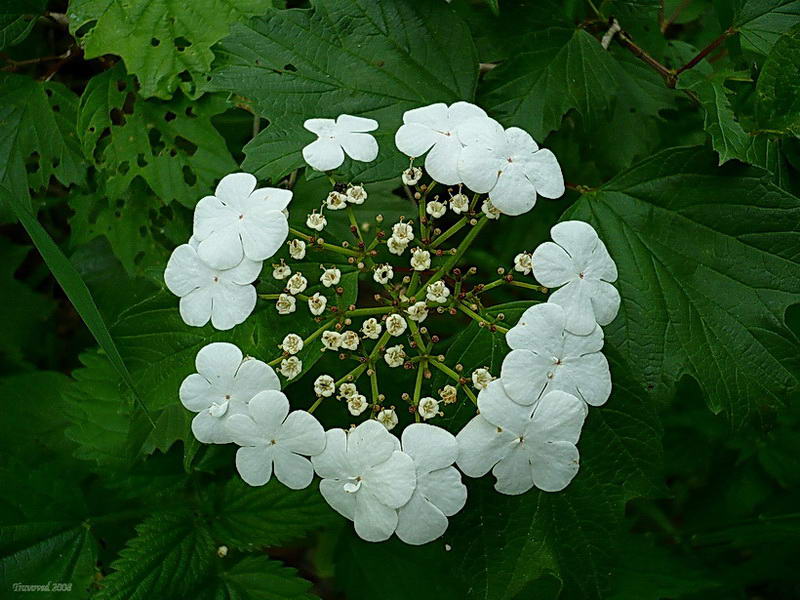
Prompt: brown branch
<box><xmin>675</xmin><ymin>28</ymin><xmax>736</xmax><ymax>76</ymax></box>
<box><xmin>614</xmin><ymin>28</ymin><xmax>678</xmax><ymax>87</ymax></box>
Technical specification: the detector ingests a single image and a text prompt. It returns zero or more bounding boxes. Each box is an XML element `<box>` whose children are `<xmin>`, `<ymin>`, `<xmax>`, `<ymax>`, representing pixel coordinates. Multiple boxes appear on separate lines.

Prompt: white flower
<box><xmin>307</xmin><ymin>292</ymin><xmax>328</xmax><ymax>316</ymax></box>
<box><xmin>180</xmin><ymin>342</ymin><xmax>280</xmax><ymax>444</ymax></box>
<box><xmin>361</xmin><ymin>318</ymin><xmax>382</xmax><ymax>339</ymax></box>
<box><xmin>288</xmin><ymin>239</ymin><xmax>306</xmax><ymax>260</ymax></box>
<box><xmin>272</xmin><ymin>260</ymin><xmax>291</xmax><ymax>280</ymax></box>
<box><xmin>320</xmin><ymin>266</ymin><xmax>341</xmax><ymax>288</ymax></box>
<box><xmin>472</xmin><ymin>367</ymin><xmax>493</xmax><ymax>390</ymax></box>
<box><xmin>302</xmin><ymin>114</ymin><xmax>379</xmax><ymax>171</ymax></box>
<box><xmin>426</xmin><ymin>280</ymin><xmax>450</xmax><ymax>303</ymax></box>
<box><xmin>286</xmin><ymin>272</ymin><xmax>308</xmax><ymax>295</ymax></box>
<box><xmin>377</xmin><ymin>408</ymin><xmax>399</xmax><ymax>430</ymax></box>
<box><xmin>164</xmin><ymin>242</ymin><xmax>261</xmax><ymax>331</ymax></box>
<box><xmin>458</xmin><ymin>120</ymin><xmax>564</xmax><ymax>216</ymax></box>
<box><xmin>386</xmin><ymin>313</ymin><xmax>408</xmax><ymax>337</ymax></box>
<box><xmin>348</xmin><ymin>394</ymin><xmax>369</xmax><ymax>416</ymax></box>
<box><xmin>391</xmin><ymin>222</ymin><xmax>414</xmax><ymax>244</ymax></box>
<box><xmin>533</xmin><ymin>221</ymin><xmax>620</xmax><ymax>335</ymax></box>
<box><xmin>410</xmin><ymin>248</ymin><xmax>431</xmax><ymax>271</ymax></box>
<box><xmin>449</xmin><ymin>193</ymin><xmax>469</xmax><ymax>214</ymax></box>
<box><xmin>481</xmin><ymin>199</ymin><xmax>501</xmax><ymax>220</ymax></box>
<box><xmin>384</xmin><ymin>344</ymin><xmax>406</xmax><ymax>368</ymax></box>
<box><xmin>281</xmin><ymin>333</ymin><xmax>304</xmax><ymax>355</ymax></box>
<box><xmin>276</xmin><ymin>293</ymin><xmax>296</xmax><ymax>315</ymax></box>
<box><xmin>456</xmin><ymin>381</ymin><xmax>585</xmax><ymax>494</ymax></box>
<box><xmin>340</xmin><ymin>330</ymin><xmax>360</xmax><ymax>351</ymax></box>
<box><xmin>426</xmin><ymin>200</ymin><xmax>447</xmax><ymax>219</ymax></box>
<box><xmin>401</xmin><ymin>167</ymin><xmax>422</xmax><ymax>186</ymax></box>
<box><xmin>513</xmin><ymin>252</ymin><xmax>533</xmax><ymax>276</ymax></box>
<box><xmin>314</xmin><ymin>374</ymin><xmax>336</xmax><ymax>397</ymax></box>
<box><xmin>279</xmin><ymin>356</ymin><xmax>302</xmax><ymax>379</ymax></box>
<box><xmin>387</xmin><ymin>236</ymin><xmax>408</xmax><ymax>256</ymax></box>
<box><xmin>417</xmin><ymin>397</ymin><xmax>439</xmax><ymax>420</ymax></box>
<box><xmin>501</xmin><ymin>303</ymin><xmax>610</xmax><ymax>406</ymax></box>
<box><xmin>439</xmin><ymin>385</ymin><xmax>457</xmax><ymax>404</ymax></box>
<box><xmin>346</xmin><ymin>184</ymin><xmax>367</xmax><ymax>205</ymax></box>
<box><xmin>339</xmin><ymin>383</ymin><xmax>358</xmax><ymax>399</ymax></box>
<box><xmin>373</xmin><ymin>264</ymin><xmax>394</xmax><ymax>284</ymax></box>
<box><xmin>306</xmin><ymin>211</ymin><xmax>326</xmax><ymax>231</ymax></box>
<box><xmin>325</xmin><ymin>191</ymin><xmax>347</xmax><ymax>210</ymax></box>
<box><xmin>322</xmin><ymin>330</ymin><xmax>342</xmax><ymax>351</ymax></box>
<box><xmin>395</xmin><ymin>102</ymin><xmax>488</xmax><ymax>185</ymax></box>
<box><xmin>193</xmin><ymin>173</ymin><xmax>291</xmax><ymax>269</ymax></box>
<box><xmin>312</xmin><ymin>420</ymin><xmax>415</xmax><ymax>542</ymax></box>
<box><xmin>227</xmin><ymin>390</ymin><xmax>325</xmax><ymax>488</ymax></box>
<box><xmin>396</xmin><ymin>424</ymin><xmax>467</xmax><ymax>544</ymax></box>
<box><xmin>406</xmin><ymin>301</ymin><xmax>428</xmax><ymax>323</ymax></box>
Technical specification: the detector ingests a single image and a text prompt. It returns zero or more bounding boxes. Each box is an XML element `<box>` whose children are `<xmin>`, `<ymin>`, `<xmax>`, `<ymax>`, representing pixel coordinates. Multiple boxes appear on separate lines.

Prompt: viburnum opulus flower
<box><xmin>302</xmin><ymin>114</ymin><xmax>379</xmax><ymax>171</ymax></box>
<box><xmin>179</xmin><ymin>342</ymin><xmax>280</xmax><ymax>444</ymax></box>
<box><xmin>533</xmin><ymin>221</ymin><xmax>620</xmax><ymax>335</ymax></box>
<box><xmin>193</xmin><ymin>173</ymin><xmax>292</xmax><ymax>270</ymax></box>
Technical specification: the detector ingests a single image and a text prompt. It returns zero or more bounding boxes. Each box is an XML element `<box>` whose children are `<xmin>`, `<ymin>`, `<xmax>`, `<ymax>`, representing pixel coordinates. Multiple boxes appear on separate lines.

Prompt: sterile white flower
<box><xmin>395</xmin><ymin>102</ymin><xmax>488</xmax><ymax>185</ymax></box>
<box><xmin>279</xmin><ymin>356</ymin><xmax>303</xmax><ymax>379</ymax></box>
<box><xmin>348</xmin><ymin>394</ymin><xmax>369</xmax><ymax>416</ymax></box>
<box><xmin>401</xmin><ymin>167</ymin><xmax>422</xmax><ymax>186</ymax></box>
<box><xmin>377</xmin><ymin>408</ymin><xmax>399</xmax><ymax>430</ymax></box>
<box><xmin>514</xmin><ymin>252</ymin><xmax>533</xmax><ymax>276</ymax></box>
<box><xmin>347</xmin><ymin>184</ymin><xmax>367</xmax><ymax>205</ymax></box>
<box><xmin>373</xmin><ymin>264</ymin><xmax>394</xmax><ymax>284</ymax></box>
<box><xmin>472</xmin><ymin>367</ymin><xmax>493</xmax><ymax>390</ymax></box>
<box><xmin>302</xmin><ymin>114</ymin><xmax>379</xmax><ymax>171</ymax></box>
<box><xmin>306</xmin><ymin>211</ymin><xmax>327</xmax><ymax>231</ymax></box>
<box><xmin>386</xmin><ymin>313</ymin><xmax>408</xmax><ymax>337</ymax></box>
<box><xmin>449</xmin><ymin>193</ymin><xmax>469</xmax><ymax>214</ymax></box>
<box><xmin>281</xmin><ymin>333</ymin><xmax>304</xmax><ymax>355</ymax></box>
<box><xmin>406</xmin><ymin>301</ymin><xmax>428</xmax><ymax>323</ymax></box>
<box><xmin>384</xmin><ymin>344</ymin><xmax>406</xmax><ymax>368</ymax></box>
<box><xmin>361</xmin><ymin>318</ymin><xmax>382</xmax><ymax>339</ymax></box>
<box><xmin>426</xmin><ymin>280</ymin><xmax>450</xmax><ymax>303</ymax></box>
<box><xmin>320</xmin><ymin>266</ymin><xmax>341</xmax><ymax>288</ymax></box>
<box><xmin>193</xmin><ymin>173</ymin><xmax>292</xmax><ymax>269</ymax></box>
<box><xmin>440</xmin><ymin>385</ymin><xmax>457</xmax><ymax>404</ymax></box>
<box><xmin>396</xmin><ymin>424</ymin><xmax>467</xmax><ymax>544</ymax></box>
<box><xmin>288</xmin><ymin>239</ymin><xmax>306</xmax><ymax>260</ymax></box>
<box><xmin>272</xmin><ymin>260</ymin><xmax>291</xmax><ymax>280</ymax></box>
<box><xmin>426</xmin><ymin>200</ymin><xmax>447</xmax><ymax>219</ymax></box>
<box><xmin>314</xmin><ymin>374</ymin><xmax>336</xmax><ymax>397</ymax></box>
<box><xmin>308</xmin><ymin>292</ymin><xmax>328</xmax><ymax>316</ymax></box>
<box><xmin>456</xmin><ymin>381</ymin><xmax>585</xmax><ymax>494</ymax></box>
<box><xmin>458</xmin><ymin>119</ymin><xmax>564</xmax><ymax>216</ymax></box>
<box><xmin>481</xmin><ymin>199</ymin><xmax>500</xmax><ymax>220</ymax></box>
<box><xmin>286</xmin><ymin>272</ymin><xmax>308</xmax><ymax>295</ymax></box>
<box><xmin>322</xmin><ymin>330</ymin><xmax>343</xmax><ymax>351</ymax></box>
<box><xmin>164</xmin><ymin>242</ymin><xmax>261</xmax><ymax>331</ymax></box>
<box><xmin>501</xmin><ymin>302</ymin><xmax>610</xmax><ymax>406</ymax></box>
<box><xmin>417</xmin><ymin>397</ymin><xmax>439</xmax><ymax>420</ymax></box>
<box><xmin>340</xmin><ymin>330</ymin><xmax>360</xmax><ymax>351</ymax></box>
<box><xmin>180</xmin><ymin>342</ymin><xmax>280</xmax><ymax>444</ymax></box>
<box><xmin>391</xmin><ymin>222</ymin><xmax>414</xmax><ymax>244</ymax></box>
<box><xmin>276</xmin><ymin>293</ymin><xmax>296</xmax><ymax>315</ymax></box>
<box><xmin>387</xmin><ymin>236</ymin><xmax>408</xmax><ymax>256</ymax></box>
<box><xmin>533</xmin><ymin>221</ymin><xmax>620</xmax><ymax>335</ymax></box>
<box><xmin>312</xmin><ymin>420</ymin><xmax>415</xmax><ymax>542</ymax></box>
<box><xmin>227</xmin><ymin>390</ymin><xmax>325</xmax><ymax>488</ymax></box>
<box><xmin>325</xmin><ymin>191</ymin><xmax>347</xmax><ymax>211</ymax></box>
<box><xmin>339</xmin><ymin>383</ymin><xmax>358</xmax><ymax>399</ymax></box>
<box><xmin>410</xmin><ymin>248</ymin><xmax>431</xmax><ymax>271</ymax></box>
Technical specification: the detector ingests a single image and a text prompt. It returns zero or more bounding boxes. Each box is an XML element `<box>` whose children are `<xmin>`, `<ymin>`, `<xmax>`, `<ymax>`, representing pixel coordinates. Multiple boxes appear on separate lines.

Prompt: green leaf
<box><xmin>197</xmin><ymin>556</ymin><xmax>317</xmax><ymax>600</ymax></box>
<box><xmin>68</xmin><ymin>0</ymin><xmax>274</xmax><ymax>99</ymax></box>
<box><xmin>755</xmin><ymin>24</ymin><xmax>800</xmax><ymax>135</ymax></box>
<box><xmin>565</xmin><ymin>146</ymin><xmax>800</xmax><ymax>426</ymax></box>
<box><xmin>211</xmin><ymin>0</ymin><xmax>478</xmax><ymax>183</ymax></box>
<box><xmin>733</xmin><ymin>0</ymin><xmax>800</xmax><ymax>55</ymax></box>
<box><xmin>0</xmin><ymin>0</ymin><xmax>47</xmax><ymax>50</ymax></box>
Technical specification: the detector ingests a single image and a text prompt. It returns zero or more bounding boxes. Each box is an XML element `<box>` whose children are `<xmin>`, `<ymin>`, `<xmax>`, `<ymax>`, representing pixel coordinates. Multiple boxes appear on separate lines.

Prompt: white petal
<box><xmin>273</xmin><ymin>446</ymin><xmax>315</xmax><ymax>489</ymax></box>
<box><xmin>303</xmin><ymin>118</ymin><xmax>336</xmax><ymax>136</ymax></box>
<box><xmin>319</xmin><ymin>477</ymin><xmax>356</xmax><ymax>520</ymax></box>
<box><xmin>458</xmin><ymin>143</ymin><xmax>501</xmax><ymax>193</ymax></box>
<box><xmin>504</xmin><ymin>302</ymin><xmax>565</xmax><ymax>353</ymax></box>
<box><xmin>336</xmin><ymin>114</ymin><xmax>378</xmax><ymax>133</ymax></box>
<box><xmin>477</xmin><ymin>379</ymin><xmax>533</xmax><ymax>433</ymax></box>
<box><xmin>448</xmin><ymin>101</ymin><xmax>487</xmax><ymax>125</ymax></box>
<box><xmin>589</xmin><ymin>279</ymin><xmax>621</xmax><ymax>327</ymax></box>
<box><xmin>489</xmin><ymin>166</ymin><xmax>537</xmax><ymax>216</ymax></box>
<box><xmin>226</xmin><ymin>413</ymin><xmax>263</xmax><ymax>446</ymax></box>
<box><xmin>401</xmin><ymin>424</ymin><xmax>458</xmax><ymax>474</ymax></box>
<box><xmin>193</xmin><ymin>195</ymin><xmax>235</xmax><ymax>237</ymax></box>
<box><xmin>234</xmin><ymin>358</ymin><xmax>281</xmax><ymax>398</ymax></box>
<box><xmin>424</xmin><ymin>135</ymin><xmax>462</xmax><ymax>185</ymax></box>
<box><xmin>338</xmin><ymin>132</ymin><xmax>379</xmax><ymax>163</ymax></box>
<box><xmin>197</xmin><ymin>223</ymin><xmax>244</xmax><ymax>270</ymax></box>
<box><xmin>395</xmin><ymin>490</ymin><xmax>448</xmax><ymax>545</ymax></box>
<box><xmin>236</xmin><ymin>445</ymin><xmax>274</xmax><ymax>486</ymax></box>
<box><xmin>500</xmin><ymin>349</ymin><xmax>551</xmax><ymax>406</ymax></box>
<box><xmin>363</xmin><ymin>451</ymin><xmax>416</xmax><ymax>508</ymax></box>
<box><xmin>548</xmin><ymin>280</ymin><xmax>597</xmax><ymax>336</ymax></box>
<box><xmin>565</xmin><ymin>353</ymin><xmax>611</xmax><ymax>406</ymax></box>
<box><xmin>455</xmin><ymin>115</ymin><xmax>504</xmax><ymax>147</ymax></box>
<box><xmin>195</xmin><ymin>342</ymin><xmax>242</xmax><ymax>380</ymax></box>
<box><xmin>347</xmin><ymin>420</ymin><xmax>398</xmax><ymax>473</ymax></box>
<box><xmin>419</xmin><ymin>467</ymin><xmax>467</xmax><ymax>516</ymax></box>
<box><xmin>302</xmin><ymin>137</ymin><xmax>345</xmax><ymax>171</ymax></box>
<box><xmin>525</xmin><ymin>149</ymin><xmax>564</xmax><ymax>198</ymax></box>
<box><xmin>240</xmin><ymin>209</ymin><xmax>288</xmax><ymax>262</ymax></box>
<box><xmin>248</xmin><ymin>390</ymin><xmax>290</xmax><ymax>437</ymax></box>
<box><xmin>312</xmin><ymin>429</ymin><xmax>353</xmax><ymax>479</ymax></box>
<box><xmin>403</xmin><ymin>103</ymin><xmax>448</xmax><ymax>128</ymax></box>
<box><xmin>532</xmin><ymin>241</ymin><xmax>576</xmax><ymax>288</ymax></box>
<box><xmin>245</xmin><ymin>186</ymin><xmax>293</xmax><ymax>212</ymax></box>
<box><xmin>179</xmin><ymin>288</ymin><xmax>213</xmax><ymax>328</ymax></box>
<box><xmin>215</xmin><ymin>173</ymin><xmax>257</xmax><ymax>205</ymax></box>
<box><xmin>455</xmin><ymin>415</ymin><xmax>516</xmax><ymax>477</ymax></box>
<box><xmin>354</xmin><ymin>490</ymin><xmax>398</xmax><ymax>542</ymax></box>
<box><xmin>562</xmin><ymin>325</ymin><xmax>605</xmax><ymax>357</ymax></box>
<box><xmin>209</xmin><ymin>282</ymin><xmax>256</xmax><ymax>331</ymax></box>
<box><xmin>279</xmin><ymin>410</ymin><xmax>326</xmax><ymax>456</ymax></box>
<box><xmin>395</xmin><ymin>122</ymin><xmax>438</xmax><ymax>157</ymax></box>
<box><xmin>222</xmin><ymin>257</ymin><xmax>262</xmax><ymax>285</ymax></box>
<box><xmin>529</xmin><ymin>441</ymin><xmax>579</xmax><ymax>492</ymax></box>
<box><xmin>526</xmin><ymin>390</ymin><xmax>586</xmax><ymax>444</ymax></box>
<box><xmin>550</xmin><ymin>221</ymin><xmax>599</xmax><ymax>266</ymax></box>
<box><xmin>164</xmin><ymin>244</ymin><xmax>209</xmax><ymax>296</ymax></box>
<box><xmin>584</xmin><ymin>239</ymin><xmax>618</xmax><ymax>282</ymax></box>
<box><xmin>192</xmin><ymin>411</ymin><xmax>233</xmax><ymax>444</ymax></box>
<box><xmin>492</xmin><ymin>445</ymin><xmax>534</xmax><ymax>495</ymax></box>
<box><xmin>179</xmin><ymin>373</ymin><xmax>213</xmax><ymax>412</ymax></box>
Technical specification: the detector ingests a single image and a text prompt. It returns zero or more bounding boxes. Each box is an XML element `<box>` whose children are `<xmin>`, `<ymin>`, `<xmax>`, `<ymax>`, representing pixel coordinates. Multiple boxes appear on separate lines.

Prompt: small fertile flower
<box><xmin>302</xmin><ymin>114</ymin><xmax>379</xmax><ymax>172</ymax></box>
<box><xmin>276</xmin><ymin>293</ymin><xmax>296</xmax><ymax>315</ymax></box>
<box><xmin>312</xmin><ymin>420</ymin><xmax>416</xmax><ymax>542</ymax></box>
<box><xmin>373</xmin><ymin>264</ymin><xmax>394</xmax><ymax>284</ymax></box>
<box><xmin>281</xmin><ymin>333</ymin><xmax>304</xmax><ymax>355</ymax></box>
<box><xmin>322</xmin><ymin>330</ymin><xmax>343</xmax><ymax>351</ymax></box>
<box><xmin>361</xmin><ymin>318</ymin><xmax>382</xmax><ymax>339</ymax></box>
<box><xmin>164</xmin><ymin>242</ymin><xmax>261</xmax><ymax>331</ymax></box>
<box><xmin>395</xmin><ymin>102</ymin><xmax>488</xmax><ymax>185</ymax></box>
<box><xmin>307</xmin><ymin>292</ymin><xmax>328</xmax><ymax>316</ymax></box>
<box><xmin>501</xmin><ymin>303</ymin><xmax>610</xmax><ymax>406</ymax></box>
<box><xmin>279</xmin><ymin>356</ymin><xmax>302</xmax><ymax>379</ymax></box>
<box><xmin>402</xmin><ymin>167</ymin><xmax>422</xmax><ymax>186</ymax></box>
<box><xmin>320</xmin><ymin>266</ymin><xmax>341</xmax><ymax>288</ymax></box>
<box><xmin>386</xmin><ymin>313</ymin><xmax>408</xmax><ymax>337</ymax></box>
<box><xmin>314</xmin><ymin>374</ymin><xmax>336</xmax><ymax>397</ymax></box>
<box><xmin>377</xmin><ymin>408</ymin><xmax>399</xmax><ymax>430</ymax></box>
<box><xmin>396</xmin><ymin>424</ymin><xmax>467</xmax><ymax>544</ymax></box>
<box><xmin>391</xmin><ymin>222</ymin><xmax>414</xmax><ymax>244</ymax></box>
<box><xmin>387</xmin><ymin>236</ymin><xmax>408</xmax><ymax>256</ymax></box>
<box><xmin>227</xmin><ymin>390</ymin><xmax>325</xmax><ymax>488</ymax></box>
<box><xmin>440</xmin><ymin>385</ymin><xmax>457</xmax><ymax>404</ymax></box>
<box><xmin>347</xmin><ymin>184</ymin><xmax>367</xmax><ymax>204</ymax></box>
<box><xmin>410</xmin><ymin>248</ymin><xmax>431</xmax><ymax>271</ymax></box>
<box><xmin>272</xmin><ymin>260</ymin><xmax>291</xmax><ymax>280</ymax></box>
<box><xmin>340</xmin><ymin>330</ymin><xmax>360</xmax><ymax>351</ymax></box>
<box><xmin>193</xmin><ymin>173</ymin><xmax>292</xmax><ymax>270</ymax></box>
<box><xmin>325</xmin><ymin>191</ymin><xmax>347</xmax><ymax>211</ymax></box>
<box><xmin>471</xmin><ymin>367</ymin><xmax>493</xmax><ymax>390</ymax></box>
<box><xmin>426</xmin><ymin>200</ymin><xmax>447</xmax><ymax>219</ymax></box>
<box><xmin>532</xmin><ymin>221</ymin><xmax>620</xmax><ymax>335</ymax></box>
<box><xmin>418</xmin><ymin>397</ymin><xmax>439</xmax><ymax>420</ymax></box>
<box><xmin>456</xmin><ymin>381</ymin><xmax>585</xmax><ymax>495</ymax></box>
<box><xmin>180</xmin><ymin>342</ymin><xmax>280</xmax><ymax>444</ymax></box>
<box><xmin>286</xmin><ymin>272</ymin><xmax>308</xmax><ymax>295</ymax></box>
<box><xmin>481</xmin><ymin>199</ymin><xmax>500</xmax><ymax>220</ymax></box>
<box><xmin>306</xmin><ymin>211</ymin><xmax>326</xmax><ymax>231</ymax></box>
<box><xmin>339</xmin><ymin>383</ymin><xmax>358</xmax><ymax>399</ymax></box>
<box><xmin>513</xmin><ymin>252</ymin><xmax>533</xmax><ymax>276</ymax></box>
<box><xmin>348</xmin><ymin>394</ymin><xmax>369</xmax><ymax>416</ymax></box>
<box><xmin>288</xmin><ymin>239</ymin><xmax>306</xmax><ymax>260</ymax></box>
<box><xmin>458</xmin><ymin>120</ymin><xmax>564</xmax><ymax>216</ymax></box>
<box><xmin>406</xmin><ymin>301</ymin><xmax>428</xmax><ymax>323</ymax></box>
<box><xmin>384</xmin><ymin>344</ymin><xmax>406</xmax><ymax>368</ymax></box>
<box><xmin>449</xmin><ymin>193</ymin><xmax>469</xmax><ymax>214</ymax></box>
<box><xmin>426</xmin><ymin>280</ymin><xmax>450</xmax><ymax>303</ymax></box>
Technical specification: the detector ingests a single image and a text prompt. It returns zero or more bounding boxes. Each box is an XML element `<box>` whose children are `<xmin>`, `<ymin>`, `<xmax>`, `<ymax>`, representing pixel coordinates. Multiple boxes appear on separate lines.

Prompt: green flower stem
<box><xmin>407</xmin><ymin>318</ymin><xmax>426</xmax><ymax>352</ymax></box>
<box><xmin>370</xmin><ymin>365</ymin><xmax>380</xmax><ymax>404</ymax></box>
<box><xmin>429</xmin><ymin>359</ymin><xmax>478</xmax><ymax>404</ymax></box>
<box><xmin>478</xmin><ymin>278</ymin><xmax>506</xmax><ymax>294</ymax></box>
<box><xmin>412</xmin><ymin>360</ymin><xmax>426</xmax><ymax>422</ymax></box>
<box><xmin>429</xmin><ymin>216</ymin><xmax>467</xmax><ymax>249</ymax></box>
<box><xmin>509</xmin><ymin>279</ymin><xmax>547</xmax><ymax>292</ymax></box>
<box><xmin>259</xmin><ymin>293</ymin><xmax>281</xmax><ymax>300</ymax></box>
<box><xmin>289</xmin><ymin>227</ymin><xmax>361</xmax><ymax>258</ymax></box>
<box><xmin>335</xmin><ymin>329</ymin><xmax>391</xmax><ymax>387</ymax></box>
<box><xmin>267</xmin><ymin>317</ymin><xmax>337</xmax><ymax>367</ymax></box>
<box><xmin>418</xmin><ymin>192</ymin><xmax>428</xmax><ymax>241</ymax></box>
<box><xmin>344</xmin><ymin>305</ymin><xmax>396</xmax><ymax>318</ymax></box>
<box><xmin>346</xmin><ymin>206</ymin><xmax>365</xmax><ymax>244</ymax></box>
<box><xmin>456</xmin><ymin>302</ymin><xmax>510</xmax><ymax>334</ymax></box>
<box><xmin>308</xmin><ymin>397</ymin><xmax>323</xmax><ymax>414</ymax></box>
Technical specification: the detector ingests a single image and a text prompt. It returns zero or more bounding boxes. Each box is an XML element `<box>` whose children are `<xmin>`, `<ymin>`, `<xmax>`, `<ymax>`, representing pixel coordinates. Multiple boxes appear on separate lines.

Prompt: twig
<box><xmin>675</xmin><ymin>28</ymin><xmax>736</xmax><ymax>76</ymax></box>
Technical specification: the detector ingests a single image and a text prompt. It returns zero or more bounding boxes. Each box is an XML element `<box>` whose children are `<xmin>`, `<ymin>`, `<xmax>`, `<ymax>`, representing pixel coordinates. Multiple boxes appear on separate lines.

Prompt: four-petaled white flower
<box><xmin>308</xmin><ymin>292</ymin><xmax>328</xmax><ymax>316</ymax></box>
<box><xmin>459</xmin><ymin>120</ymin><xmax>564</xmax><ymax>216</ymax></box>
<box><xmin>391</xmin><ymin>222</ymin><xmax>414</xmax><ymax>244</ymax></box>
<box><xmin>513</xmin><ymin>252</ymin><xmax>533</xmax><ymax>276</ymax></box>
<box><xmin>180</xmin><ymin>342</ymin><xmax>280</xmax><ymax>444</ymax></box>
<box><xmin>193</xmin><ymin>173</ymin><xmax>292</xmax><ymax>270</ymax></box>
<box><xmin>501</xmin><ymin>303</ymin><xmax>610</xmax><ymax>407</ymax></box>
<box><xmin>533</xmin><ymin>221</ymin><xmax>620</xmax><ymax>335</ymax></box>
<box><xmin>312</xmin><ymin>420</ymin><xmax>416</xmax><ymax>542</ymax></box>
<box><xmin>164</xmin><ymin>240</ymin><xmax>261</xmax><ymax>331</ymax></box>
<box><xmin>396</xmin><ymin>424</ymin><xmax>467</xmax><ymax>544</ymax></box>
<box><xmin>279</xmin><ymin>356</ymin><xmax>302</xmax><ymax>379</ymax></box>
<box><xmin>395</xmin><ymin>102</ymin><xmax>488</xmax><ymax>185</ymax></box>
<box><xmin>387</xmin><ymin>236</ymin><xmax>408</xmax><ymax>256</ymax></box>
<box><xmin>227</xmin><ymin>390</ymin><xmax>325</xmax><ymax>489</ymax></box>
<box><xmin>303</xmin><ymin>114</ymin><xmax>379</xmax><ymax>172</ymax></box>
<box><xmin>457</xmin><ymin>381</ymin><xmax>585</xmax><ymax>495</ymax></box>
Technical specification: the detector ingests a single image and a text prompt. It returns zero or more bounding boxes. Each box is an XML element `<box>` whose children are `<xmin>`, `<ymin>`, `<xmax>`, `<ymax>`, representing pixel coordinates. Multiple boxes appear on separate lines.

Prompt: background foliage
<box><xmin>1</xmin><ymin>0</ymin><xmax>799</xmax><ymax>598</ymax></box>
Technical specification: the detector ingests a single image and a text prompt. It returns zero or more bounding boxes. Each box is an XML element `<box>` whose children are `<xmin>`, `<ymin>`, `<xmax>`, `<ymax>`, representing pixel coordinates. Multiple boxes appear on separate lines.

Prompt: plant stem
<box><xmin>675</xmin><ymin>28</ymin><xmax>735</xmax><ymax>76</ymax></box>
<box><xmin>345</xmin><ymin>305</ymin><xmax>395</xmax><ymax>317</ymax></box>
<box><xmin>429</xmin><ymin>359</ymin><xmax>478</xmax><ymax>404</ymax></box>
<box><xmin>289</xmin><ymin>227</ymin><xmax>361</xmax><ymax>257</ymax></box>
<box><xmin>456</xmin><ymin>302</ymin><xmax>509</xmax><ymax>334</ymax></box>
<box><xmin>430</xmin><ymin>216</ymin><xmax>468</xmax><ymax>249</ymax></box>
